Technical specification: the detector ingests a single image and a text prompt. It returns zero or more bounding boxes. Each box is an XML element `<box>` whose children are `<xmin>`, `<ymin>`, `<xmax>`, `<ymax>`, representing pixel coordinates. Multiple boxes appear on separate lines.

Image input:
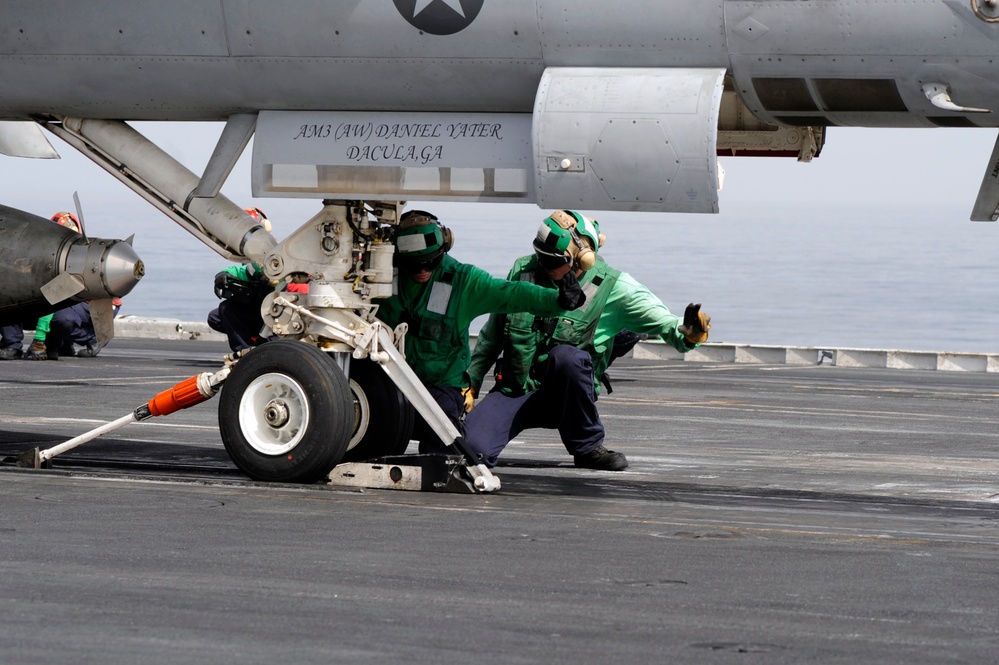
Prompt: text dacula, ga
<box><xmin>345</xmin><ymin>144</ymin><xmax>445</xmax><ymax>164</ymax></box>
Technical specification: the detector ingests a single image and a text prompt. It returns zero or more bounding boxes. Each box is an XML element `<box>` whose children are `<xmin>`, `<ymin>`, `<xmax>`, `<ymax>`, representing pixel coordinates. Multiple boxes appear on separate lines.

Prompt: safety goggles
<box><xmin>400</xmin><ymin>254</ymin><xmax>443</xmax><ymax>275</ymax></box>
<box><xmin>534</xmin><ymin>249</ymin><xmax>572</xmax><ymax>271</ymax></box>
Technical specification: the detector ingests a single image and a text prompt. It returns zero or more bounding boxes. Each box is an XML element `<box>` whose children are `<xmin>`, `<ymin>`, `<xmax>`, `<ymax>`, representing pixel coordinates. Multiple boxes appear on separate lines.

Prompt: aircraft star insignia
<box><xmin>414</xmin><ymin>0</ymin><xmax>465</xmax><ymax>18</ymax></box>
<box><xmin>394</xmin><ymin>0</ymin><xmax>483</xmax><ymax>35</ymax></box>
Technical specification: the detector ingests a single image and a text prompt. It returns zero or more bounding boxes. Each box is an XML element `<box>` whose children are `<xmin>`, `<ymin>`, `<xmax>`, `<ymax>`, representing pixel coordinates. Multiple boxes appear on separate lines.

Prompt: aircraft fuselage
<box><xmin>0</xmin><ymin>0</ymin><xmax>997</xmax><ymax>129</ymax></box>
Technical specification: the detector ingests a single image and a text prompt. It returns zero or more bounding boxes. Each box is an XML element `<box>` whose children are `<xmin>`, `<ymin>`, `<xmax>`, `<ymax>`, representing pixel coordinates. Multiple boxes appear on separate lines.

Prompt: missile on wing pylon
<box><xmin>0</xmin><ymin>204</ymin><xmax>144</xmax><ymax>326</ymax></box>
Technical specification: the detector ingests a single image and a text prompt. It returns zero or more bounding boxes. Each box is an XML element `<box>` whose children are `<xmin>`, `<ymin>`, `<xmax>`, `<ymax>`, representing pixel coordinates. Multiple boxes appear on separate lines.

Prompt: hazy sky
<box><xmin>3</xmin><ymin>121</ymin><xmax>998</xmax><ymax>351</ymax></box>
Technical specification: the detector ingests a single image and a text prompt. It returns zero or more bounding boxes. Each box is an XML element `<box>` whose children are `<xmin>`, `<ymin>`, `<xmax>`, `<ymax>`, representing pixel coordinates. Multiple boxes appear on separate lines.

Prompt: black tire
<box><xmin>342</xmin><ymin>358</ymin><xmax>415</xmax><ymax>462</ymax></box>
<box><xmin>218</xmin><ymin>340</ymin><xmax>353</xmax><ymax>483</ymax></box>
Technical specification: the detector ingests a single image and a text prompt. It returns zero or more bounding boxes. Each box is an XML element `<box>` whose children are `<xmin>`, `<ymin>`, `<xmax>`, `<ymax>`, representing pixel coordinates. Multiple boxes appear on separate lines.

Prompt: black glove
<box><xmin>678</xmin><ymin>303</ymin><xmax>711</xmax><ymax>344</ymax></box>
<box><xmin>213</xmin><ymin>271</ymin><xmax>229</xmax><ymax>299</ymax></box>
<box><xmin>555</xmin><ymin>270</ymin><xmax>586</xmax><ymax>310</ymax></box>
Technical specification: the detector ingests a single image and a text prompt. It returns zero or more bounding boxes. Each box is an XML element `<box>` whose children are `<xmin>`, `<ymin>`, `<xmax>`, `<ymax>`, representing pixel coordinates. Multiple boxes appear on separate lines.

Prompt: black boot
<box><xmin>573</xmin><ymin>446</ymin><xmax>628</xmax><ymax>471</ymax></box>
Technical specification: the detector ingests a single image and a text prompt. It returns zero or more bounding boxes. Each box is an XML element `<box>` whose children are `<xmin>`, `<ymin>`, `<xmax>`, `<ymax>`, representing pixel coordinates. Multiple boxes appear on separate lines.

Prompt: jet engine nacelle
<box><xmin>0</xmin><ymin>205</ymin><xmax>144</xmax><ymax>326</ymax></box>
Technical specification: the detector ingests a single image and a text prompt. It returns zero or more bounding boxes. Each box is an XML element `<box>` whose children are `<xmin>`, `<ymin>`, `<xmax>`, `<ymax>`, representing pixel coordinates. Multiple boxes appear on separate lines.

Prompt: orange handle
<box><xmin>147</xmin><ymin>375</ymin><xmax>208</xmax><ymax>417</ymax></box>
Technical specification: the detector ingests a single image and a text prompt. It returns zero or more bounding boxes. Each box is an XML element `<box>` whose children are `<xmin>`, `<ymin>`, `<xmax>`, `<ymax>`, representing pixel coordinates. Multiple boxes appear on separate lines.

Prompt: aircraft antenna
<box><xmin>72</xmin><ymin>190</ymin><xmax>88</xmax><ymax>240</ymax></box>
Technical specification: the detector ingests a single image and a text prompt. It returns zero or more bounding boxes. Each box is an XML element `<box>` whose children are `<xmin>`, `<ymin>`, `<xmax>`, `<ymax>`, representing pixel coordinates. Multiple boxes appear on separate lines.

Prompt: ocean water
<box><xmin>91</xmin><ymin>200</ymin><xmax>999</xmax><ymax>354</ymax></box>
<box><xmin>6</xmin><ymin>122</ymin><xmax>998</xmax><ymax>354</ymax></box>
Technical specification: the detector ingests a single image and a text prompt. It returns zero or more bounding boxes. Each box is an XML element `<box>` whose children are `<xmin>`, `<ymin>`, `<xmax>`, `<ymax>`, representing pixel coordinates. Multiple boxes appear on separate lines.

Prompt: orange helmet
<box><xmin>50</xmin><ymin>212</ymin><xmax>81</xmax><ymax>233</ymax></box>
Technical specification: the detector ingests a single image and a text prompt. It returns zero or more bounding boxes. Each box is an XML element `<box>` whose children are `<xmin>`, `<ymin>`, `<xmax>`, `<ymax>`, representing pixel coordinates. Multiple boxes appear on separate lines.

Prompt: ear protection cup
<box><xmin>575</xmin><ymin>245</ymin><xmax>596</xmax><ymax>271</ymax></box>
<box><xmin>439</xmin><ymin>225</ymin><xmax>454</xmax><ymax>253</ymax></box>
<box><xmin>567</xmin><ymin>221</ymin><xmax>597</xmax><ymax>271</ymax></box>
<box><xmin>574</xmin><ymin>230</ymin><xmax>604</xmax><ymax>270</ymax></box>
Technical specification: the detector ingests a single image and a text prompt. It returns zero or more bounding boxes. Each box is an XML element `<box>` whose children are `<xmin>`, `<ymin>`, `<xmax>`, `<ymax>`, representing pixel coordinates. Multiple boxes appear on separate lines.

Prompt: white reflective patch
<box><xmin>397</xmin><ymin>234</ymin><xmax>427</xmax><ymax>253</ymax></box>
<box><xmin>577</xmin><ymin>281</ymin><xmax>599</xmax><ymax>312</ymax></box>
<box><xmin>427</xmin><ymin>281</ymin><xmax>452</xmax><ymax>314</ymax></box>
<box><xmin>536</xmin><ymin>225</ymin><xmax>552</xmax><ymax>244</ymax></box>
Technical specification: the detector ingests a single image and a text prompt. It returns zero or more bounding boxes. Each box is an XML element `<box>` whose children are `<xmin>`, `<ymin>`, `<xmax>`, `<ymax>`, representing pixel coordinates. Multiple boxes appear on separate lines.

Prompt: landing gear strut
<box><xmin>31</xmin><ymin>116</ymin><xmax>499</xmax><ymax>492</ymax></box>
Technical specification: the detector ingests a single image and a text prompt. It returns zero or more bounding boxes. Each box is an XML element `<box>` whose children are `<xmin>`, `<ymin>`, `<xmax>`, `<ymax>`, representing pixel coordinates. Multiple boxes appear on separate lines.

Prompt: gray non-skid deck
<box><xmin>1</xmin><ymin>336</ymin><xmax>997</xmax><ymax>664</ymax></box>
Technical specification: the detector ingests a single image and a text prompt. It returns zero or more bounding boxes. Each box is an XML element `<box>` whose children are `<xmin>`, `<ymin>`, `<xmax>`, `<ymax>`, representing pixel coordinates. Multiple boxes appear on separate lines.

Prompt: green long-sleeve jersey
<box><xmin>222</xmin><ymin>263</ymin><xmax>262</xmax><ymax>282</ymax></box>
<box><xmin>375</xmin><ymin>254</ymin><xmax>565</xmax><ymax>389</ymax></box>
<box><xmin>468</xmin><ymin>256</ymin><xmax>698</xmax><ymax>395</ymax></box>
<box><xmin>31</xmin><ymin>314</ymin><xmax>53</xmax><ymax>342</ymax></box>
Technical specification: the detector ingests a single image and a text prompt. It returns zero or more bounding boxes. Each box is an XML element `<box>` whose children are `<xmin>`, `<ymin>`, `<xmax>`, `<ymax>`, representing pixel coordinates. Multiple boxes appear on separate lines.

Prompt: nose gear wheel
<box><xmin>219</xmin><ymin>340</ymin><xmax>353</xmax><ymax>483</ymax></box>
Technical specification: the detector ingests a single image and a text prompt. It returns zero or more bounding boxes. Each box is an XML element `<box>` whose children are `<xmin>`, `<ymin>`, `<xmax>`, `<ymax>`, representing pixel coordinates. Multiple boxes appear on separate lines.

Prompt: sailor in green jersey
<box><xmin>17</xmin><ymin>312</ymin><xmax>54</xmax><ymax>360</ymax></box>
<box><xmin>207</xmin><ymin>208</ymin><xmax>277</xmax><ymax>352</ymax></box>
<box><xmin>1</xmin><ymin>212</ymin><xmax>115</xmax><ymax>360</ymax></box>
<box><xmin>375</xmin><ymin>210</ymin><xmax>586</xmax><ymax>454</ymax></box>
<box><xmin>207</xmin><ymin>260</ymin><xmax>272</xmax><ymax>352</ymax></box>
<box><xmin>464</xmin><ymin>210</ymin><xmax>712</xmax><ymax>471</ymax></box>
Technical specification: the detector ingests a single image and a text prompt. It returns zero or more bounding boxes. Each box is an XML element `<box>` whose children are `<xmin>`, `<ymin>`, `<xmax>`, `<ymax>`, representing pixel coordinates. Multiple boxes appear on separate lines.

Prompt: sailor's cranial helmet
<box><xmin>395</xmin><ymin>210</ymin><xmax>454</xmax><ymax>273</ymax></box>
<box><xmin>534</xmin><ymin>209</ymin><xmax>604</xmax><ymax>271</ymax></box>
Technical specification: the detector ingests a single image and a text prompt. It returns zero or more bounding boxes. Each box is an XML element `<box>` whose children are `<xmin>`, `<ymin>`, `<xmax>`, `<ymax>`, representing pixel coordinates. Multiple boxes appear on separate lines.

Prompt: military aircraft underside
<box><xmin>1</xmin><ymin>0</ymin><xmax>998</xmax><ymax>487</ymax></box>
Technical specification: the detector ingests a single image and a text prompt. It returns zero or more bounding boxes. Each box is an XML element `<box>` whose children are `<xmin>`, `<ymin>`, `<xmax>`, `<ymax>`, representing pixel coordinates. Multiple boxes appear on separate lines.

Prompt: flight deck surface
<box><xmin>1</xmin><ymin>337</ymin><xmax>997</xmax><ymax>664</ymax></box>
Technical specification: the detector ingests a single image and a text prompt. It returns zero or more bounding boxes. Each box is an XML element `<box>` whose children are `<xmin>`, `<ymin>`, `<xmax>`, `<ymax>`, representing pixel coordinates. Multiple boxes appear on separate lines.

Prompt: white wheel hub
<box><xmin>347</xmin><ymin>378</ymin><xmax>369</xmax><ymax>451</ymax></box>
<box><xmin>238</xmin><ymin>372</ymin><xmax>310</xmax><ymax>456</ymax></box>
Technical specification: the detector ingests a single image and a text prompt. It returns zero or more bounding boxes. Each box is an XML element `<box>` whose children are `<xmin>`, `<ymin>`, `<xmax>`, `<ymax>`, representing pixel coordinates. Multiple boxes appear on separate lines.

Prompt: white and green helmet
<box><xmin>534</xmin><ymin>210</ymin><xmax>602</xmax><ymax>269</ymax></box>
<box><xmin>395</xmin><ymin>210</ymin><xmax>453</xmax><ymax>270</ymax></box>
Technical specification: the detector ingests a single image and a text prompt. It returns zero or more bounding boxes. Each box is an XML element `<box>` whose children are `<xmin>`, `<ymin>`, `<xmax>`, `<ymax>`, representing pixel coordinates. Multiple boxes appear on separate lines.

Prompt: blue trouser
<box><xmin>207</xmin><ymin>300</ymin><xmax>265</xmax><ymax>352</ymax></box>
<box><xmin>48</xmin><ymin>303</ymin><xmax>96</xmax><ymax>351</ymax></box>
<box><xmin>1</xmin><ymin>324</ymin><xmax>24</xmax><ymax>349</ymax></box>
<box><xmin>412</xmin><ymin>384</ymin><xmax>466</xmax><ymax>454</ymax></box>
<box><xmin>464</xmin><ymin>345</ymin><xmax>605</xmax><ymax>466</ymax></box>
